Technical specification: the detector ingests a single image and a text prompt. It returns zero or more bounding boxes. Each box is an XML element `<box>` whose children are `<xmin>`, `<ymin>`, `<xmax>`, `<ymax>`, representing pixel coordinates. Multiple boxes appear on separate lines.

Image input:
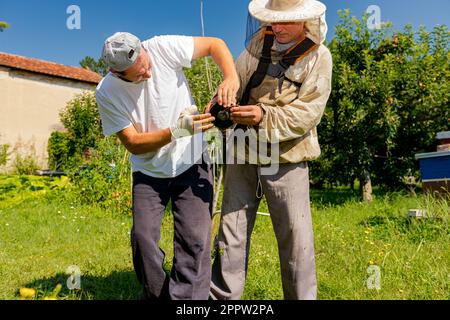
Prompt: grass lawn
<box><xmin>0</xmin><ymin>175</ymin><xmax>448</xmax><ymax>300</ymax></box>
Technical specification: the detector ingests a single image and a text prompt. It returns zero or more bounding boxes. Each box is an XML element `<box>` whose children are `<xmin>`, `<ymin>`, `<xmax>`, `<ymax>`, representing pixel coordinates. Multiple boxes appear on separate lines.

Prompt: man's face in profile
<box><xmin>116</xmin><ymin>47</ymin><xmax>152</xmax><ymax>83</ymax></box>
<box><xmin>271</xmin><ymin>21</ymin><xmax>306</xmax><ymax>44</ymax></box>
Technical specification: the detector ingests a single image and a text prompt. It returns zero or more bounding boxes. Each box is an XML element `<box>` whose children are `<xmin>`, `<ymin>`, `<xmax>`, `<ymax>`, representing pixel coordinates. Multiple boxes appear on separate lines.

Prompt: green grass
<box><xmin>242</xmin><ymin>191</ymin><xmax>449</xmax><ymax>300</ymax></box>
<box><xmin>0</xmin><ymin>175</ymin><xmax>448</xmax><ymax>300</ymax></box>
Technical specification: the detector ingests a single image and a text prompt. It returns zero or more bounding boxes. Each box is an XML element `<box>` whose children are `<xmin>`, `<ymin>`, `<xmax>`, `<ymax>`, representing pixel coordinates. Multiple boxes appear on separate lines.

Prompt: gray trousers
<box><xmin>131</xmin><ymin>161</ymin><xmax>213</xmax><ymax>300</ymax></box>
<box><xmin>210</xmin><ymin>163</ymin><xmax>317</xmax><ymax>300</ymax></box>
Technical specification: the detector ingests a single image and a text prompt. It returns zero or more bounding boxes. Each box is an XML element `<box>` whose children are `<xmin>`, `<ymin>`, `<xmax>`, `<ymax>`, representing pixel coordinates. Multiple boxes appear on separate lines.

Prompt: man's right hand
<box><xmin>171</xmin><ymin>106</ymin><xmax>215</xmax><ymax>139</ymax></box>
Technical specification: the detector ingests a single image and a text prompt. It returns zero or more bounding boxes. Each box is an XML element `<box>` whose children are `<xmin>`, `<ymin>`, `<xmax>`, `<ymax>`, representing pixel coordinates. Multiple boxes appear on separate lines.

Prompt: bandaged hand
<box><xmin>170</xmin><ymin>106</ymin><xmax>215</xmax><ymax>139</ymax></box>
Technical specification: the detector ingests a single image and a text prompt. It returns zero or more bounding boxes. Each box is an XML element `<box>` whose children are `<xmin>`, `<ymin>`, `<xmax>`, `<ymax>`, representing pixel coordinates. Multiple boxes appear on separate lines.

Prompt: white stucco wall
<box><xmin>0</xmin><ymin>66</ymin><xmax>97</xmax><ymax>172</ymax></box>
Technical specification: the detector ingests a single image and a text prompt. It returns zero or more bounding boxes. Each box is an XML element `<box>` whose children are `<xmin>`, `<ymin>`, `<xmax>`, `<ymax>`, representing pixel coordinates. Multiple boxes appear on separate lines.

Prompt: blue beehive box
<box><xmin>415</xmin><ymin>132</ymin><xmax>450</xmax><ymax>194</ymax></box>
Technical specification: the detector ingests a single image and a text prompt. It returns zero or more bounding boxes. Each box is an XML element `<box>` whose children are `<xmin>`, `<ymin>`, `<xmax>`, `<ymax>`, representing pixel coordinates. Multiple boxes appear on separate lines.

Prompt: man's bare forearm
<box><xmin>209</xmin><ymin>38</ymin><xmax>238</xmax><ymax>80</ymax></box>
<box><xmin>118</xmin><ymin>127</ymin><xmax>172</xmax><ymax>155</ymax></box>
<box><xmin>117</xmin><ymin>112</ymin><xmax>215</xmax><ymax>155</ymax></box>
<box><xmin>208</xmin><ymin>38</ymin><xmax>240</xmax><ymax>106</ymax></box>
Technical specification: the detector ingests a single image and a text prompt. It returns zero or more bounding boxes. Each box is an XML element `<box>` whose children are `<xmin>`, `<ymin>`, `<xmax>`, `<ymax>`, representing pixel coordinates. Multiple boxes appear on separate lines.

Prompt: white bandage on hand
<box><xmin>170</xmin><ymin>106</ymin><xmax>200</xmax><ymax>139</ymax></box>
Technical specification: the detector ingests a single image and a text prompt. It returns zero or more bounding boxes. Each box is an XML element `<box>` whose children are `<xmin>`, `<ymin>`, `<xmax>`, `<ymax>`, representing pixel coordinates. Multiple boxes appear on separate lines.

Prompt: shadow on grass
<box><xmin>360</xmin><ymin>215</ymin><xmax>448</xmax><ymax>243</ymax></box>
<box><xmin>22</xmin><ymin>271</ymin><xmax>142</xmax><ymax>300</ymax></box>
<box><xmin>310</xmin><ymin>187</ymin><xmax>406</xmax><ymax>209</ymax></box>
<box><xmin>309</xmin><ymin>188</ymin><xmax>369</xmax><ymax>208</ymax></box>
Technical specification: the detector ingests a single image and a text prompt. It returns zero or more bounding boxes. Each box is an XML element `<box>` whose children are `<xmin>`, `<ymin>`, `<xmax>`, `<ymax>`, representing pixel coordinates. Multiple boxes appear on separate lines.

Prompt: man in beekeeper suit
<box><xmin>210</xmin><ymin>0</ymin><xmax>333</xmax><ymax>300</ymax></box>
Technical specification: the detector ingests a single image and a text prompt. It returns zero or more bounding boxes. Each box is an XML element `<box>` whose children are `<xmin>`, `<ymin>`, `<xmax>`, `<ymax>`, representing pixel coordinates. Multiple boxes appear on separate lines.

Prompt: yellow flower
<box><xmin>378</xmin><ymin>251</ymin><xmax>385</xmax><ymax>257</ymax></box>
<box><xmin>20</xmin><ymin>288</ymin><xmax>36</xmax><ymax>299</ymax></box>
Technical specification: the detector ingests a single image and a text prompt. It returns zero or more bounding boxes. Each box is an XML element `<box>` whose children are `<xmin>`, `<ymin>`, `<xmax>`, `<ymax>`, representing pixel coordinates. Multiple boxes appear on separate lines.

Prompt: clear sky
<box><xmin>0</xmin><ymin>0</ymin><xmax>449</xmax><ymax>67</ymax></box>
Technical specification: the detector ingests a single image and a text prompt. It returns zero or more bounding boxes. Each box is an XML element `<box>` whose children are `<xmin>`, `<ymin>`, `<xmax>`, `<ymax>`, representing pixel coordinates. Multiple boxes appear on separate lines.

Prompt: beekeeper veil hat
<box><xmin>245</xmin><ymin>0</ymin><xmax>328</xmax><ymax>58</ymax></box>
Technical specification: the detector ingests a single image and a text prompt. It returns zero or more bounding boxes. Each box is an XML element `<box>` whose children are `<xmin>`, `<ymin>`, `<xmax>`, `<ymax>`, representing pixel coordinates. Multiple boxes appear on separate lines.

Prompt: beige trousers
<box><xmin>210</xmin><ymin>163</ymin><xmax>317</xmax><ymax>300</ymax></box>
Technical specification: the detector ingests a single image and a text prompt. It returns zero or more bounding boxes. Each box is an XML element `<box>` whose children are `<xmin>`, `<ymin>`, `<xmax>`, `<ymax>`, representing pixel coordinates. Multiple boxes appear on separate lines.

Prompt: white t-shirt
<box><xmin>96</xmin><ymin>35</ymin><xmax>204</xmax><ymax>178</ymax></box>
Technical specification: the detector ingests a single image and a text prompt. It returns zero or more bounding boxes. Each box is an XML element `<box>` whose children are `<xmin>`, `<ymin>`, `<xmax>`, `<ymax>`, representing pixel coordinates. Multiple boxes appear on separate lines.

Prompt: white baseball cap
<box><xmin>102</xmin><ymin>32</ymin><xmax>141</xmax><ymax>72</ymax></box>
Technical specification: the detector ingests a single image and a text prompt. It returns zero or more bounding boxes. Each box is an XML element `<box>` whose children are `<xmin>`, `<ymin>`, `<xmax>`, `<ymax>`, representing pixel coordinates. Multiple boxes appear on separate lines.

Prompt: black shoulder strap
<box><xmin>240</xmin><ymin>27</ymin><xmax>274</xmax><ymax>106</ymax></box>
<box><xmin>240</xmin><ymin>33</ymin><xmax>317</xmax><ymax>105</ymax></box>
<box><xmin>266</xmin><ymin>37</ymin><xmax>316</xmax><ymax>79</ymax></box>
<box><xmin>282</xmin><ymin>37</ymin><xmax>316</xmax><ymax>70</ymax></box>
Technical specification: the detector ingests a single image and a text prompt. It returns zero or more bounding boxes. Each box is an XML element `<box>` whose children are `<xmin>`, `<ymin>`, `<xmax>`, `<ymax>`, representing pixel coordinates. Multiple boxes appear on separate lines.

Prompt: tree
<box><xmin>312</xmin><ymin>10</ymin><xmax>449</xmax><ymax>201</ymax></box>
<box><xmin>79</xmin><ymin>56</ymin><xmax>109</xmax><ymax>76</ymax></box>
<box><xmin>371</xmin><ymin>24</ymin><xmax>449</xmax><ymax>188</ymax></box>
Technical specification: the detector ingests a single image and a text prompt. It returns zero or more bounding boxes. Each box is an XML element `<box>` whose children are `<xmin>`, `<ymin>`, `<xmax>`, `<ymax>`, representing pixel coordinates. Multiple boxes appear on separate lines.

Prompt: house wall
<box><xmin>0</xmin><ymin>66</ymin><xmax>97</xmax><ymax>172</ymax></box>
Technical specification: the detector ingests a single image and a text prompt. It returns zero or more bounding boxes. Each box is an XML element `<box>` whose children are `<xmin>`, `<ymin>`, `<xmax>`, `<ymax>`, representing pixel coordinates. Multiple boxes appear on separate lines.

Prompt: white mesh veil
<box><xmin>244</xmin><ymin>12</ymin><xmax>328</xmax><ymax>59</ymax></box>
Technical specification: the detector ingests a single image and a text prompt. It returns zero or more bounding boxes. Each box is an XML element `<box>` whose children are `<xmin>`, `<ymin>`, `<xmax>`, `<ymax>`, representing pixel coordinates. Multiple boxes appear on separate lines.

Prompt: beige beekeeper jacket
<box><xmin>234</xmin><ymin>36</ymin><xmax>333</xmax><ymax>164</ymax></box>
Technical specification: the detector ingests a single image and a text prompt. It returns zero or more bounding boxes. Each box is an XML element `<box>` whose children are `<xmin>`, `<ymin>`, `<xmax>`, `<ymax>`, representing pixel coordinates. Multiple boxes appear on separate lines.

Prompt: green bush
<box><xmin>47</xmin><ymin>92</ymin><xmax>132</xmax><ymax>214</ymax></box>
<box><xmin>47</xmin><ymin>131</ymin><xmax>71</xmax><ymax>171</ymax></box>
<box><xmin>13</xmin><ymin>153</ymin><xmax>39</xmax><ymax>175</ymax></box>
<box><xmin>49</xmin><ymin>92</ymin><xmax>103</xmax><ymax>170</ymax></box>
<box><xmin>68</xmin><ymin>137</ymin><xmax>132</xmax><ymax>215</ymax></box>
<box><xmin>0</xmin><ymin>175</ymin><xmax>69</xmax><ymax>208</ymax></box>
<box><xmin>0</xmin><ymin>144</ymin><xmax>9</xmax><ymax>167</ymax></box>
<box><xmin>59</xmin><ymin>92</ymin><xmax>103</xmax><ymax>154</ymax></box>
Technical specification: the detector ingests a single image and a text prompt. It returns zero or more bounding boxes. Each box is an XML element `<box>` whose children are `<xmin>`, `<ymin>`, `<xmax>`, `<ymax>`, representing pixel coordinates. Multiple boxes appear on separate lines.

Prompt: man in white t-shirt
<box><xmin>96</xmin><ymin>32</ymin><xmax>239</xmax><ymax>300</ymax></box>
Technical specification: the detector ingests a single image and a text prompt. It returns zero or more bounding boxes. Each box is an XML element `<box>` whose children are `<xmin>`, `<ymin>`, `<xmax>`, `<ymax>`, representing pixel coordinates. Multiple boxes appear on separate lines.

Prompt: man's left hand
<box><xmin>217</xmin><ymin>77</ymin><xmax>240</xmax><ymax>108</ymax></box>
<box><xmin>230</xmin><ymin>105</ymin><xmax>263</xmax><ymax>126</ymax></box>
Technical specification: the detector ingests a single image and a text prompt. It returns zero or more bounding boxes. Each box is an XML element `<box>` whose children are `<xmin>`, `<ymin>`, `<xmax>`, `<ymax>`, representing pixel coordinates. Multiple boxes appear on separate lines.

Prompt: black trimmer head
<box><xmin>210</xmin><ymin>103</ymin><xmax>234</xmax><ymax>129</ymax></box>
